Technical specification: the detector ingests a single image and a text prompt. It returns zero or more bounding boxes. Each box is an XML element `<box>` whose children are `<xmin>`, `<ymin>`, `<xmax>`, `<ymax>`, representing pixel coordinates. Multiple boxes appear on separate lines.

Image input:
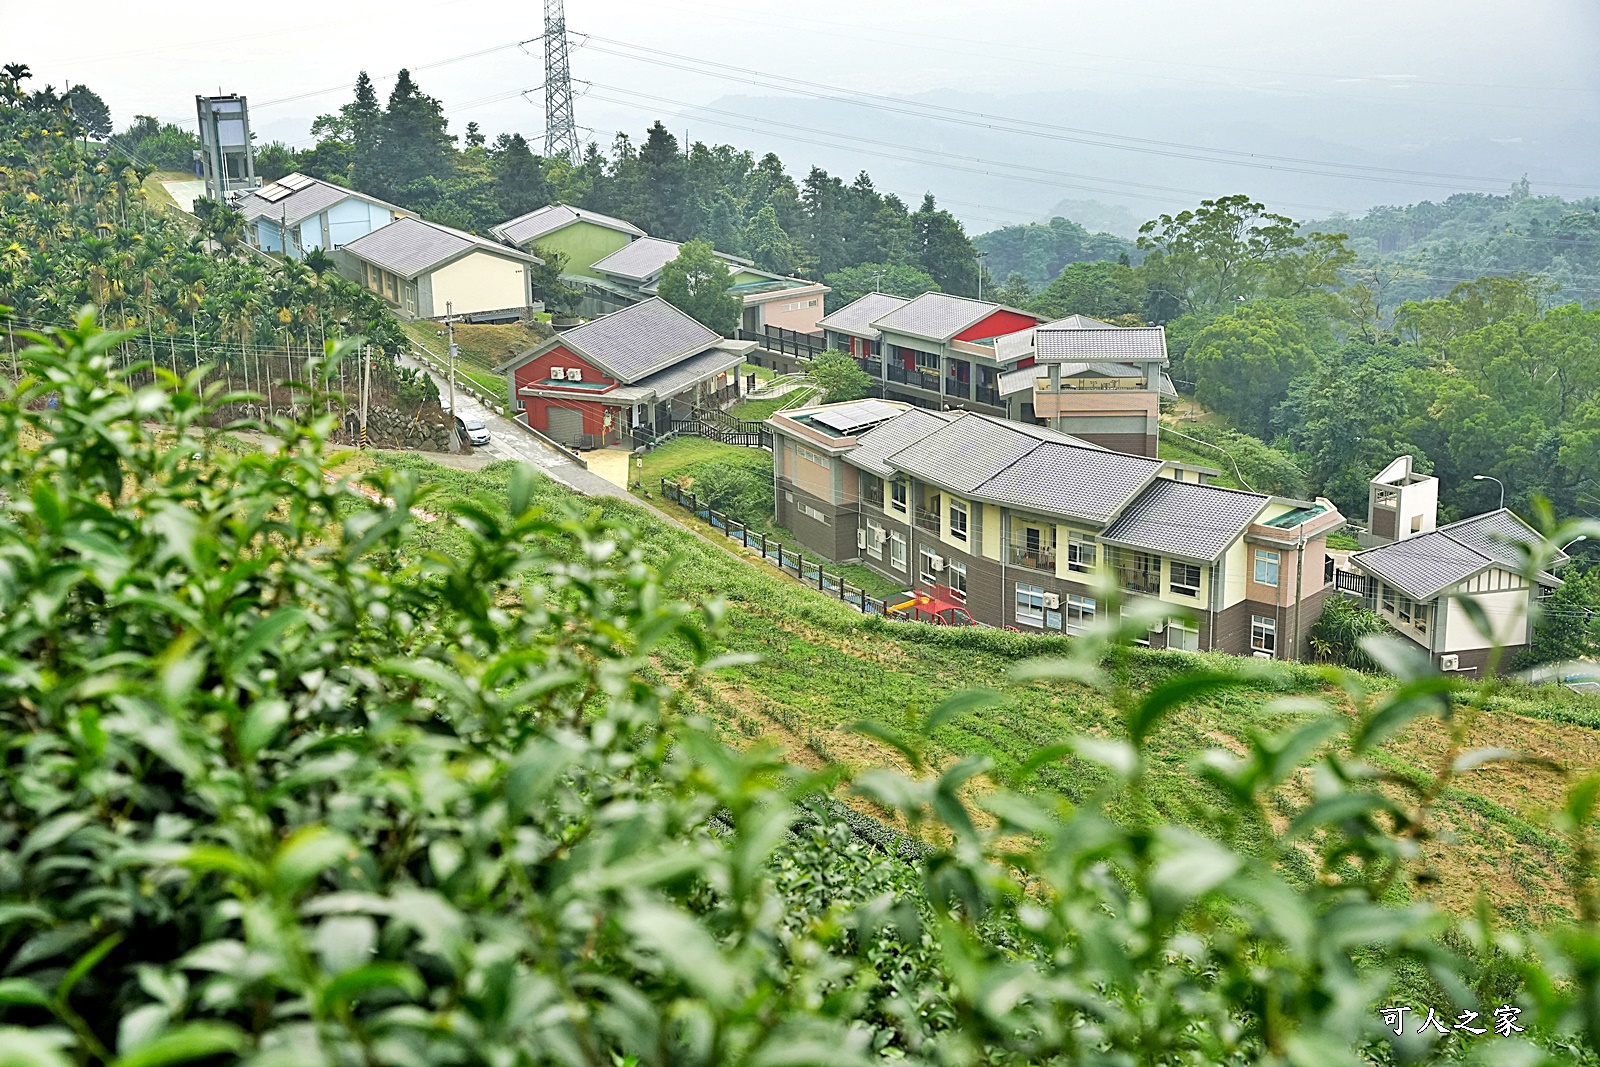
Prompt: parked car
<box><xmin>455</xmin><ymin>415</ymin><xmax>490</xmax><ymax>447</ymax></box>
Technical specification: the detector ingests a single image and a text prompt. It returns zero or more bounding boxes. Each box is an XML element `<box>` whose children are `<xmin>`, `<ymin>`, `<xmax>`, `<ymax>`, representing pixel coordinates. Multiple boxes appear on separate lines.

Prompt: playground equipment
<box><xmin>885</xmin><ymin>585</ymin><xmax>978</xmax><ymax>627</ymax></box>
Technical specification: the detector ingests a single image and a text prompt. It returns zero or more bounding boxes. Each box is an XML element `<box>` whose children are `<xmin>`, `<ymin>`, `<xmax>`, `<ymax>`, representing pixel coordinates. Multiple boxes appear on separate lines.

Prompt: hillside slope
<box><xmin>379</xmin><ymin>451</ymin><xmax>1600</xmax><ymax>927</ymax></box>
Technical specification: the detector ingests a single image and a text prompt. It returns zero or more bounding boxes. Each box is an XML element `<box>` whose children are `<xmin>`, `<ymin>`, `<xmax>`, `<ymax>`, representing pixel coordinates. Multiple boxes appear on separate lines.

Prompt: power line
<box><xmin>576</xmin><ymin>33</ymin><xmax>1600</xmax><ymax>196</ymax></box>
<box><xmin>253</xmin><ymin>40</ymin><xmax>532</xmax><ymax>109</ymax></box>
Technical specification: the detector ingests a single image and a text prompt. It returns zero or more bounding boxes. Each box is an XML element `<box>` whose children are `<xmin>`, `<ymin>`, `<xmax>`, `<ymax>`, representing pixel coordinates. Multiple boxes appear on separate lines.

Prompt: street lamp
<box><xmin>976</xmin><ymin>251</ymin><xmax>989</xmax><ymax>301</ymax></box>
<box><xmin>1562</xmin><ymin>535</ymin><xmax>1588</xmax><ymax>552</ymax></box>
<box><xmin>1472</xmin><ymin>474</ymin><xmax>1504</xmax><ymax>510</ymax></box>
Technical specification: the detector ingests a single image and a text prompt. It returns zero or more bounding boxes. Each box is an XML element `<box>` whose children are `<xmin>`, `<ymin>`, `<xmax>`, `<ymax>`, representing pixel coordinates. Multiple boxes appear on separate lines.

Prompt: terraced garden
<box><xmin>376</xmin><ymin>451</ymin><xmax>1600</xmax><ymax>927</ymax></box>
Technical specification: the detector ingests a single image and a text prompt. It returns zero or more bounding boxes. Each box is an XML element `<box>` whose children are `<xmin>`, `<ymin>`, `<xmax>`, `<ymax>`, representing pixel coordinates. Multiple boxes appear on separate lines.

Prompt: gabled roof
<box><xmin>1351</xmin><ymin>508</ymin><xmax>1566</xmax><ymax>600</ymax></box>
<box><xmin>590</xmin><ymin>237</ymin><xmax>751</xmax><ymax>282</ymax></box>
<box><xmin>841</xmin><ymin>408</ymin><xmax>955</xmax><ymax>479</ymax></box>
<box><xmin>1100</xmin><ymin>479</ymin><xmax>1270</xmax><ymax>563</ymax></box>
<box><xmin>816</xmin><ymin>292</ymin><xmax>912</xmax><ymax>338</ymax></box>
<box><xmin>490</xmin><ymin>203</ymin><xmax>647</xmax><ymax>247</ymax></box>
<box><xmin>628</xmin><ymin>344</ymin><xmax>742</xmax><ymax>400</ymax></box>
<box><xmin>237</xmin><ymin>173</ymin><xmax>409</xmax><ymax>229</ymax></box>
<box><xmin>1034</xmin><ymin>317</ymin><xmax>1168</xmax><ymax>363</ymax></box>
<box><xmin>869</xmin><ymin>292</ymin><xmax>1032</xmax><ymax>343</ymax></box>
<box><xmin>876</xmin><ymin>411</ymin><xmax>1158</xmax><ymax>524</ymax></box>
<box><xmin>497</xmin><ymin>298</ymin><xmax>723</xmax><ymax>384</ymax></box>
<box><xmin>340</xmin><ymin>216</ymin><xmax>540</xmax><ymax>278</ymax></box>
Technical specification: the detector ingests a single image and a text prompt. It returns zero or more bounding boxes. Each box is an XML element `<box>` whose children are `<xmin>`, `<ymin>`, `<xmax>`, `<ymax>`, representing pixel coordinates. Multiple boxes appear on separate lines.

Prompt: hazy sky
<box><xmin>11</xmin><ymin>0</ymin><xmax>1600</xmax><ymax>222</ymax></box>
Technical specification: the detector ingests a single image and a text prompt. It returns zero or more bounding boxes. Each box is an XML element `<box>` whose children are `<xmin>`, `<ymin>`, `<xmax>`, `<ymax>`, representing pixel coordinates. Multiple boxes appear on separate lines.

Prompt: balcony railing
<box><xmin>914</xmin><ymin>506</ymin><xmax>942</xmax><ymax>533</ymax></box>
<box><xmin>1008</xmin><ymin>539</ymin><xmax>1056</xmax><ymax>571</ymax></box>
<box><xmin>856</xmin><ymin>359</ymin><xmax>883</xmax><ymax>378</ymax></box>
<box><xmin>887</xmin><ymin>364</ymin><xmax>941</xmax><ymax>392</ymax></box>
<box><xmin>945</xmin><ymin>376</ymin><xmax>971</xmax><ymax>399</ymax></box>
<box><xmin>974</xmin><ymin>385</ymin><xmax>1002</xmax><ymax>407</ymax></box>
<box><xmin>1119</xmin><ymin>566</ymin><xmax>1161</xmax><ymax>595</ymax></box>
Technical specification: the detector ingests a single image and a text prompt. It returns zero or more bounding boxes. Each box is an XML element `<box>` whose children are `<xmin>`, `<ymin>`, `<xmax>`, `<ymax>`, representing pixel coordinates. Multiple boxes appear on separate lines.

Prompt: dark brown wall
<box><xmin>1372</xmin><ymin>506</ymin><xmax>1397</xmax><ymax>540</ymax></box>
<box><xmin>776</xmin><ymin>477</ymin><xmax>860</xmax><ymax>562</ymax></box>
<box><xmin>1072</xmin><ymin>431</ymin><xmax>1157</xmax><ymax>457</ymax></box>
<box><xmin>1449</xmin><ymin>644</ymin><xmax>1524</xmax><ymax>678</ymax></box>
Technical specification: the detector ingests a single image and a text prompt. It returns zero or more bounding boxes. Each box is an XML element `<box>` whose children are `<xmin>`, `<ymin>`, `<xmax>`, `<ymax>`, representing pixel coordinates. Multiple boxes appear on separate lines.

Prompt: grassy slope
<box><xmin>375</xmin><ymin>450</ymin><xmax>1600</xmax><ymax>927</ymax></box>
<box><xmin>139</xmin><ymin>170</ymin><xmax>197</xmax><ymax>222</ymax></box>
<box><xmin>399</xmin><ymin>319</ymin><xmax>551</xmax><ymax>396</ymax></box>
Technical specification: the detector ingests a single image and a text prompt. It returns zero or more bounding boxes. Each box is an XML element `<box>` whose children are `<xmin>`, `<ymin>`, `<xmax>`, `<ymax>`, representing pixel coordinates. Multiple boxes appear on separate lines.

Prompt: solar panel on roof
<box><xmin>256</xmin><ymin>184</ymin><xmax>293</xmax><ymax>202</ymax></box>
<box><xmin>278</xmin><ymin>173</ymin><xmax>315</xmax><ymax>190</ymax></box>
<box><xmin>811</xmin><ymin>400</ymin><xmax>901</xmax><ymax>434</ymax></box>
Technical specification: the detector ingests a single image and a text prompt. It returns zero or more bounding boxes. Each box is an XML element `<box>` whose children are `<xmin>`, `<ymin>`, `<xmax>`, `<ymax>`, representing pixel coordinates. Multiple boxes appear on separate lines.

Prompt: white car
<box><xmin>454</xmin><ymin>416</ymin><xmax>490</xmax><ymax>447</ymax></box>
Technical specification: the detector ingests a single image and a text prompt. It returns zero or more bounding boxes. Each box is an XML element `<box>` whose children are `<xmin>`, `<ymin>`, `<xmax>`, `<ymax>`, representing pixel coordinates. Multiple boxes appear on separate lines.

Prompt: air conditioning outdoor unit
<box><xmin>1439</xmin><ymin>653</ymin><xmax>1460</xmax><ymax>672</ymax></box>
<box><xmin>875</xmin><ymin>528</ymin><xmax>888</xmax><ymax>543</ymax></box>
<box><xmin>857</xmin><ymin>529</ymin><xmax>868</xmax><ymax>549</ymax></box>
<box><xmin>931</xmin><ymin>555</ymin><xmax>945</xmax><ymax>571</ymax></box>
<box><xmin>568</xmin><ymin>368</ymin><xmax>582</xmax><ymax>381</ymax></box>
<box><xmin>550</xmin><ymin>367</ymin><xmax>566</xmax><ymax>380</ymax></box>
<box><xmin>1041</xmin><ymin>593</ymin><xmax>1061</xmax><ymax>609</ymax></box>
<box><xmin>1253</xmin><ymin>650</ymin><xmax>1273</xmax><ymax>660</ymax></box>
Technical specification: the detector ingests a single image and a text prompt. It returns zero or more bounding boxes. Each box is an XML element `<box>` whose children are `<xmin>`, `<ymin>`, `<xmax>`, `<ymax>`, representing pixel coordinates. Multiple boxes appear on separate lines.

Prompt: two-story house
<box><xmin>495</xmin><ymin>298</ymin><xmax>756</xmax><ymax>449</ymax></box>
<box><xmin>1343</xmin><ymin>456</ymin><xmax>1569</xmax><ymax>675</ymax></box>
<box><xmin>237</xmin><ymin>173</ymin><xmax>411</xmax><ymax>260</ymax></box>
<box><xmin>818</xmin><ymin>292</ymin><xmax>1038</xmax><ymax>419</ymax></box>
<box><xmin>768</xmin><ymin>400</ymin><xmax>1344</xmax><ymax>659</ymax></box>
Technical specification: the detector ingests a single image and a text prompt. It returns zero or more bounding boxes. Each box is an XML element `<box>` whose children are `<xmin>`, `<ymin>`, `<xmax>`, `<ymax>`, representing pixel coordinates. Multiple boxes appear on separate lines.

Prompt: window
<box><xmin>1067</xmin><ymin>531</ymin><xmax>1096</xmax><ymax>574</ymax></box>
<box><xmin>1168</xmin><ymin>619</ymin><xmax>1200</xmax><ymax>652</ymax></box>
<box><xmin>948</xmin><ymin>561</ymin><xmax>968</xmax><ymax>599</ymax></box>
<box><xmin>890</xmin><ymin>479</ymin><xmax>908</xmax><ymax>513</ymax></box>
<box><xmin>919</xmin><ymin>548</ymin><xmax>941</xmax><ymax>586</ymax></box>
<box><xmin>1015</xmin><ymin>583</ymin><xmax>1045</xmax><ymax>627</ymax></box>
<box><xmin>1396</xmin><ymin>595</ymin><xmax>1412</xmax><ymax>624</ymax></box>
<box><xmin>889</xmin><ymin>532</ymin><xmax>907</xmax><ymax>571</ymax></box>
<box><xmin>914</xmin><ymin>350</ymin><xmax>939</xmax><ymax>372</ymax></box>
<box><xmin>796</xmin><ymin>444</ymin><xmax>828</xmax><ymax>467</ymax></box>
<box><xmin>1254</xmin><ymin>549</ymin><xmax>1281</xmax><ymax>587</ymax></box>
<box><xmin>859</xmin><ymin>473</ymin><xmax>883</xmax><ymax>507</ymax></box>
<box><xmin>949</xmin><ymin>499</ymin><xmax>969</xmax><ymax>542</ymax></box>
<box><xmin>1381</xmin><ymin>586</ymin><xmax>1396</xmax><ymax>614</ymax></box>
<box><xmin>798</xmin><ymin>502</ymin><xmax>828</xmax><ymax>525</ymax></box>
<box><xmin>1121</xmin><ymin>550</ymin><xmax>1161</xmax><ymax>594</ymax></box>
<box><xmin>866</xmin><ymin>521</ymin><xmax>883</xmax><ymax>560</ymax></box>
<box><xmin>1251</xmin><ymin>615</ymin><xmax>1277</xmax><ymax>654</ymax></box>
<box><xmin>1066</xmin><ymin>594</ymin><xmax>1096</xmax><ymax>636</ymax></box>
<box><xmin>1170</xmin><ymin>561</ymin><xmax>1202</xmax><ymax>598</ymax></box>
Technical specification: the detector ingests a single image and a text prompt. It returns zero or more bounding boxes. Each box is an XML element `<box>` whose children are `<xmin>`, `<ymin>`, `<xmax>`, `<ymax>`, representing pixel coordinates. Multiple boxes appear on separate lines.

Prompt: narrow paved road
<box><xmin>399</xmin><ymin>354</ymin><xmax>632</xmax><ymax>501</ymax></box>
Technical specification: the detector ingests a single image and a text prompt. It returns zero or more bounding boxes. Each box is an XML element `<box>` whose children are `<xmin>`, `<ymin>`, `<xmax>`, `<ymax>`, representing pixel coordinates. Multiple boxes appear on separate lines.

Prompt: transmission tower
<box><xmin>543</xmin><ymin>0</ymin><xmax>580</xmax><ymax>163</ymax></box>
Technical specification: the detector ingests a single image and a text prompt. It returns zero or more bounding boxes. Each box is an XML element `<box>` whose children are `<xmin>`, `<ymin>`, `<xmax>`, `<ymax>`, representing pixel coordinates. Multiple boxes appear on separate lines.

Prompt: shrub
<box><xmin>679</xmin><ymin>459</ymin><xmax>773</xmax><ymax>527</ymax></box>
<box><xmin>1309</xmin><ymin>594</ymin><xmax>1390</xmax><ymax>670</ymax></box>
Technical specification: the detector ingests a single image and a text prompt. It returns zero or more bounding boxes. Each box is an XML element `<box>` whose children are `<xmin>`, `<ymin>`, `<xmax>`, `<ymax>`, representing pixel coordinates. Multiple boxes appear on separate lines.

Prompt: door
<box><xmin>546</xmin><ymin>406</ymin><xmax>584</xmax><ymax>445</ymax></box>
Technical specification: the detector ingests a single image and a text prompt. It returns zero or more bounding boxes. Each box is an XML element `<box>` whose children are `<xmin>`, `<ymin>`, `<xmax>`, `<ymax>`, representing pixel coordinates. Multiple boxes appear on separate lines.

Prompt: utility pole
<box><xmin>359</xmin><ymin>343</ymin><xmax>372</xmax><ymax>450</ymax></box>
<box><xmin>976</xmin><ymin>251</ymin><xmax>989</xmax><ymax>301</ymax></box>
<box><xmin>446</xmin><ymin>301</ymin><xmax>460</xmax><ymax>453</ymax></box>
<box><xmin>543</xmin><ymin>0</ymin><xmax>580</xmax><ymax>163</ymax></box>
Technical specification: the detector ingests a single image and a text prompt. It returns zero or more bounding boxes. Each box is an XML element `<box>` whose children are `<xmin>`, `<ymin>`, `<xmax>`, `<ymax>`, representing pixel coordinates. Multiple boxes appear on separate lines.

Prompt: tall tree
<box><xmin>62</xmin><ymin>84</ymin><xmax>111</xmax><ymax>140</ymax></box>
<box><xmin>743</xmin><ymin>205</ymin><xmax>805</xmax><ymax>276</ymax></box>
<box><xmin>635</xmin><ymin>121</ymin><xmax>687</xmax><ymax>237</ymax></box>
<box><xmin>360</xmin><ymin>69</ymin><xmax>453</xmax><ymax>204</ymax></box>
<box><xmin>657</xmin><ymin>239</ymin><xmax>741</xmax><ymax>334</ymax></box>
<box><xmin>911</xmin><ymin>194</ymin><xmax>978</xmax><ymax>297</ymax></box>
<box><xmin>1185</xmin><ymin>301</ymin><xmax>1316</xmax><ymax>438</ymax></box>
<box><xmin>489</xmin><ymin>133</ymin><xmax>549</xmax><ymax>220</ymax></box>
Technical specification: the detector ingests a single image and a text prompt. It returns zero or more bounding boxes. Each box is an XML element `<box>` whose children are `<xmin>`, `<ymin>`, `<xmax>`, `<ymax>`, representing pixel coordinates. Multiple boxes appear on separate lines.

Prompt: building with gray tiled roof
<box><xmin>766</xmin><ymin>401</ymin><xmax>1345</xmax><ymax>659</ymax></box>
<box><xmin>238</xmin><ymin>172</ymin><xmax>413</xmax><ymax>261</ymax></box>
<box><xmin>334</xmin><ymin>216</ymin><xmax>540</xmax><ymax>322</ymax></box>
<box><xmin>1343</xmin><ymin>461</ymin><xmax>1571</xmax><ymax>675</ymax></box>
<box><xmin>494</xmin><ymin>299</ymin><xmax>757</xmax><ymax>450</ymax></box>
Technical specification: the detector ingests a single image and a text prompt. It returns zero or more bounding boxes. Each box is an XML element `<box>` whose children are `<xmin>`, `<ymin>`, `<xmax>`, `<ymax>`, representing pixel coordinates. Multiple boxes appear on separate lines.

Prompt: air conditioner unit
<box><xmin>874</xmin><ymin>528</ymin><xmax>888</xmax><ymax>543</ymax></box>
<box><xmin>1041</xmin><ymin>593</ymin><xmax>1061</xmax><ymax>610</ymax></box>
<box><xmin>1439</xmin><ymin>653</ymin><xmax>1460</xmax><ymax>672</ymax></box>
<box><xmin>568</xmin><ymin>368</ymin><xmax>582</xmax><ymax>382</ymax></box>
<box><xmin>857</xmin><ymin>529</ymin><xmax>868</xmax><ymax>549</ymax></box>
<box><xmin>1252</xmin><ymin>650</ymin><xmax>1273</xmax><ymax>660</ymax></box>
<box><xmin>931</xmin><ymin>555</ymin><xmax>945</xmax><ymax>571</ymax></box>
<box><xmin>550</xmin><ymin>367</ymin><xmax>566</xmax><ymax>380</ymax></box>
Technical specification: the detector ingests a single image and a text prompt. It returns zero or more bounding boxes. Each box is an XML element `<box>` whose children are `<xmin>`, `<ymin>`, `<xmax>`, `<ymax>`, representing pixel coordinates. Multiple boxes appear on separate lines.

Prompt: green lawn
<box><xmin>373</xmin><ymin>449</ymin><xmax>1600</xmax><ymax>928</ymax></box>
<box><xmin>400</xmin><ymin>319</ymin><xmax>552</xmax><ymax>397</ymax></box>
<box><xmin>730</xmin><ymin>386</ymin><xmax>818</xmax><ymax>421</ymax></box>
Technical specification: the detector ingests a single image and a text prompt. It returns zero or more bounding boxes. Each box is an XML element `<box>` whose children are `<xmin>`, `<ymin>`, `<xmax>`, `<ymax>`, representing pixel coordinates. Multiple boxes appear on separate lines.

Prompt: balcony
<box><xmin>914</xmin><ymin>506</ymin><xmax>942</xmax><ymax>533</ymax></box>
<box><xmin>974</xmin><ymin>385</ymin><xmax>1002</xmax><ymax>407</ymax></box>
<box><xmin>887</xmin><ymin>364</ymin><xmax>941</xmax><ymax>392</ymax></box>
<box><xmin>945</xmin><ymin>376</ymin><xmax>971</xmax><ymax>399</ymax></box>
<box><xmin>1119</xmin><ymin>566</ymin><xmax>1161</xmax><ymax>595</ymax></box>
<box><xmin>1008</xmin><ymin>538</ymin><xmax>1056</xmax><ymax>571</ymax></box>
<box><xmin>856</xmin><ymin>359</ymin><xmax>883</xmax><ymax>378</ymax></box>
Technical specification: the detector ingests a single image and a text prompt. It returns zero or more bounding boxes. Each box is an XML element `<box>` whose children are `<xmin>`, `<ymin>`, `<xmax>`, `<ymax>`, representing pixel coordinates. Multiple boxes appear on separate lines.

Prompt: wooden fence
<box><xmin>660</xmin><ymin>479</ymin><xmax>895</xmax><ymax>617</ymax></box>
